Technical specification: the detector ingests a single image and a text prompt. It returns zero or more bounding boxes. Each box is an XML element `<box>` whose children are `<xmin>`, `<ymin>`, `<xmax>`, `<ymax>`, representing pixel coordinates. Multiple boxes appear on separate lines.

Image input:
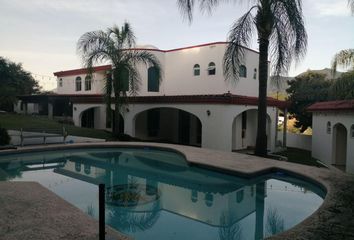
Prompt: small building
<box><xmin>308</xmin><ymin>100</ymin><xmax>354</xmax><ymax>174</ymax></box>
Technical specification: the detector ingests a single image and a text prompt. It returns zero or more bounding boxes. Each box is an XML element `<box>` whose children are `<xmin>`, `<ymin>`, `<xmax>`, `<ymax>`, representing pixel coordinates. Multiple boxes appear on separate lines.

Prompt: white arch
<box><xmin>232</xmin><ymin>109</ymin><xmax>272</xmax><ymax>151</ymax></box>
<box><xmin>332</xmin><ymin>123</ymin><xmax>347</xmax><ymax>168</ymax></box>
<box><xmin>133</xmin><ymin>106</ymin><xmax>202</xmax><ymax>146</ymax></box>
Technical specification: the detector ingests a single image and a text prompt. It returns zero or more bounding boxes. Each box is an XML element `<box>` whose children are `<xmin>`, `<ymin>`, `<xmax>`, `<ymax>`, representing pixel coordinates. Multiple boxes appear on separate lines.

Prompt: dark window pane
<box><xmin>148</xmin><ymin>109</ymin><xmax>160</xmax><ymax>136</ymax></box>
<box><xmin>148</xmin><ymin>67</ymin><xmax>159</xmax><ymax>92</ymax></box>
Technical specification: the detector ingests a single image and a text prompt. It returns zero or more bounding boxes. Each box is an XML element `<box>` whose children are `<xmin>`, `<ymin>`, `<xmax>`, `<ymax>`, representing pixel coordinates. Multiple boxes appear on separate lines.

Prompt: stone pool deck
<box><xmin>0</xmin><ymin>182</ymin><xmax>130</xmax><ymax>240</ymax></box>
<box><xmin>0</xmin><ymin>142</ymin><xmax>353</xmax><ymax>240</ymax></box>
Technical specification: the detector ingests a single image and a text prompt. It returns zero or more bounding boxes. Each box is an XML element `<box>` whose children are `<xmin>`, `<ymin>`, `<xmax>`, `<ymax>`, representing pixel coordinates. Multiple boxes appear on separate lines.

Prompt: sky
<box><xmin>0</xmin><ymin>0</ymin><xmax>353</xmax><ymax>90</ymax></box>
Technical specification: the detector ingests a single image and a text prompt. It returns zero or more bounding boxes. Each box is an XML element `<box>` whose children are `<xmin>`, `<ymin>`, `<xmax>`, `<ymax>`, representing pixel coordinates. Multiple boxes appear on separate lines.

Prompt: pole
<box><xmin>99</xmin><ymin>183</ymin><xmax>105</xmax><ymax>240</ymax></box>
<box><xmin>283</xmin><ymin>108</ymin><xmax>288</xmax><ymax>149</ymax></box>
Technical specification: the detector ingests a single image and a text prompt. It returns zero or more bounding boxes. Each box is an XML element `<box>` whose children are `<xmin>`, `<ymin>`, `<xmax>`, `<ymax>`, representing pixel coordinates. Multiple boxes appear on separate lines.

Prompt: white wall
<box><xmin>277</xmin><ymin>131</ymin><xmax>312</xmax><ymax>151</ymax></box>
<box><xmin>14</xmin><ymin>101</ymin><xmax>39</xmax><ymax>114</ymax></box>
<box><xmin>72</xmin><ymin>103</ymin><xmax>107</xmax><ymax>129</ymax></box>
<box><xmin>122</xmin><ymin>103</ymin><xmax>277</xmax><ymax>152</ymax></box>
<box><xmin>56</xmin><ymin>71</ymin><xmax>107</xmax><ymax>95</ymax></box>
<box><xmin>55</xmin><ymin>43</ymin><xmax>269</xmax><ymax>98</ymax></box>
<box><xmin>312</xmin><ymin>111</ymin><xmax>354</xmax><ymax>174</ymax></box>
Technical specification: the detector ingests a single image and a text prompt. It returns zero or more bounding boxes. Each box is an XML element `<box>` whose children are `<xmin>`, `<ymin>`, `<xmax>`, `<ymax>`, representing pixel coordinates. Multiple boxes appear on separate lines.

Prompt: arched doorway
<box><xmin>81</xmin><ymin>108</ymin><xmax>96</xmax><ymax>128</ymax></box>
<box><xmin>110</xmin><ymin>110</ymin><xmax>124</xmax><ymax>133</ymax></box>
<box><xmin>232</xmin><ymin>109</ymin><xmax>271</xmax><ymax>151</ymax></box>
<box><xmin>332</xmin><ymin>123</ymin><xmax>347</xmax><ymax>169</ymax></box>
<box><xmin>134</xmin><ymin>108</ymin><xmax>202</xmax><ymax>146</ymax></box>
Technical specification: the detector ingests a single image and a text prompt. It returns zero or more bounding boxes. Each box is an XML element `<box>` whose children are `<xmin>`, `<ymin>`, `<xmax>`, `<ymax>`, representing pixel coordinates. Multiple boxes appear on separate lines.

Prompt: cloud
<box><xmin>312</xmin><ymin>1</ymin><xmax>351</xmax><ymax>17</ymax></box>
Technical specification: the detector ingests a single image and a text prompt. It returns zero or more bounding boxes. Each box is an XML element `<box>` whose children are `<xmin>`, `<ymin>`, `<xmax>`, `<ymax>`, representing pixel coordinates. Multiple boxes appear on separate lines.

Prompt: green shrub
<box><xmin>0</xmin><ymin>126</ymin><xmax>10</xmax><ymax>145</ymax></box>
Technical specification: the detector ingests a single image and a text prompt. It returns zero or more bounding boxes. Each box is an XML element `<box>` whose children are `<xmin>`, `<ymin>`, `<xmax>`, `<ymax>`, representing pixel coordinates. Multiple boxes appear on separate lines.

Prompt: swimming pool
<box><xmin>0</xmin><ymin>147</ymin><xmax>325</xmax><ymax>240</ymax></box>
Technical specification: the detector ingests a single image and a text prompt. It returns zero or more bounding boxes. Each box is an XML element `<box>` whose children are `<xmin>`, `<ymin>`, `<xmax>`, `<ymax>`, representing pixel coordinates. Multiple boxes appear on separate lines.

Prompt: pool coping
<box><xmin>1</xmin><ymin>142</ymin><xmax>353</xmax><ymax>239</ymax></box>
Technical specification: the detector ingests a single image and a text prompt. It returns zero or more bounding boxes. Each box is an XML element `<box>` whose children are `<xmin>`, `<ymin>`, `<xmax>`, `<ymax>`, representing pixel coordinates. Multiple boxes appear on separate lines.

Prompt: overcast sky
<box><xmin>0</xmin><ymin>0</ymin><xmax>353</xmax><ymax>90</ymax></box>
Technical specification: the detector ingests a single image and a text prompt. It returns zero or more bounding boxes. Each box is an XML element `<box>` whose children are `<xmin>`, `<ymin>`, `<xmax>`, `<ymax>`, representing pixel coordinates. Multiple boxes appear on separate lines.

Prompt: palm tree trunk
<box><xmin>255</xmin><ymin>38</ymin><xmax>269</xmax><ymax>157</ymax></box>
<box><xmin>113</xmin><ymin>101</ymin><xmax>120</xmax><ymax>136</ymax></box>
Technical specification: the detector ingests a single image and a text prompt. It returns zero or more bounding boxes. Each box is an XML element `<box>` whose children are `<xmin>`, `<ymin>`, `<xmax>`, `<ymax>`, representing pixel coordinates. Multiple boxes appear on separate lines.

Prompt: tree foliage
<box><xmin>177</xmin><ymin>0</ymin><xmax>307</xmax><ymax>156</ymax></box>
<box><xmin>77</xmin><ymin>22</ymin><xmax>162</xmax><ymax>135</ymax></box>
<box><xmin>286</xmin><ymin>71</ymin><xmax>331</xmax><ymax>132</ymax></box>
<box><xmin>329</xmin><ymin>70</ymin><xmax>354</xmax><ymax>100</ymax></box>
<box><xmin>0</xmin><ymin>125</ymin><xmax>10</xmax><ymax>145</ymax></box>
<box><xmin>331</xmin><ymin>49</ymin><xmax>354</xmax><ymax>74</ymax></box>
<box><xmin>0</xmin><ymin>57</ymin><xmax>40</xmax><ymax>111</ymax></box>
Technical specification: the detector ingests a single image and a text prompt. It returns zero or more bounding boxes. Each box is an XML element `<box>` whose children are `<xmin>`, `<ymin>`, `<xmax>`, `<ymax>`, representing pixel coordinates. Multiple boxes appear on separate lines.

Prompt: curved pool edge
<box><xmin>1</xmin><ymin>141</ymin><xmax>353</xmax><ymax>240</ymax></box>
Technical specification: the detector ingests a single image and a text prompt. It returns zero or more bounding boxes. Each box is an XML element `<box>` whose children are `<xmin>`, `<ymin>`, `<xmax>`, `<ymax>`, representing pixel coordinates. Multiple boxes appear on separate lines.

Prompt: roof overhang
<box><xmin>307</xmin><ymin>100</ymin><xmax>354</xmax><ymax>112</ymax></box>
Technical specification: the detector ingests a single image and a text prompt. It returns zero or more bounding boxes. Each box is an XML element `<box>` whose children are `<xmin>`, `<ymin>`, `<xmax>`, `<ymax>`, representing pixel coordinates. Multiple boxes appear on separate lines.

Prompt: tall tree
<box><xmin>0</xmin><ymin>57</ymin><xmax>40</xmax><ymax>112</ymax></box>
<box><xmin>329</xmin><ymin>70</ymin><xmax>354</xmax><ymax>100</ymax></box>
<box><xmin>286</xmin><ymin>71</ymin><xmax>330</xmax><ymax>132</ymax></box>
<box><xmin>177</xmin><ymin>0</ymin><xmax>307</xmax><ymax>156</ymax></box>
<box><xmin>349</xmin><ymin>0</ymin><xmax>354</xmax><ymax>14</ymax></box>
<box><xmin>331</xmin><ymin>49</ymin><xmax>354</xmax><ymax>74</ymax></box>
<box><xmin>77</xmin><ymin>22</ymin><xmax>162</xmax><ymax>136</ymax></box>
<box><xmin>331</xmin><ymin>1</ymin><xmax>354</xmax><ymax>73</ymax></box>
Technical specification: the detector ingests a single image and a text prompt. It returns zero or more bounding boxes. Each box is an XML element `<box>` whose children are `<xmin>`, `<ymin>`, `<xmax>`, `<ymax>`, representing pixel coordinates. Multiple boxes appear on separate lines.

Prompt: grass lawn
<box><xmin>0</xmin><ymin>113</ymin><xmax>111</xmax><ymax>139</ymax></box>
<box><xmin>275</xmin><ymin>147</ymin><xmax>323</xmax><ymax>167</ymax></box>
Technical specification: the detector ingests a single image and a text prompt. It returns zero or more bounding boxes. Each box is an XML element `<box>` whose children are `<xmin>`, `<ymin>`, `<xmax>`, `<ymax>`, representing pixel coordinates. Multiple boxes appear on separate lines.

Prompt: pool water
<box><xmin>0</xmin><ymin>148</ymin><xmax>324</xmax><ymax>240</ymax></box>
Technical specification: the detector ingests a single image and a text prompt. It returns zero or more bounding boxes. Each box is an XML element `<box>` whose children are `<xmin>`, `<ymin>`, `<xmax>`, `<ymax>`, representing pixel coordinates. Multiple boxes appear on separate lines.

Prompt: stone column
<box><xmin>283</xmin><ymin>108</ymin><xmax>288</xmax><ymax>149</ymax></box>
<box><xmin>48</xmin><ymin>102</ymin><xmax>53</xmax><ymax>119</ymax></box>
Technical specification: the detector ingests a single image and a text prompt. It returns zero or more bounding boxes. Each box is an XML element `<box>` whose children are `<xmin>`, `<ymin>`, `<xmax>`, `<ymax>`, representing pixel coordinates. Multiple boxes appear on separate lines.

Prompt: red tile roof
<box><xmin>53</xmin><ymin>65</ymin><xmax>112</xmax><ymax>77</ymax></box>
<box><xmin>307</xmin><ymin>100</ymin><xmax>354</xmax><ymax>112</ymax></box>
<box><xmin>68</xmin><ymin>93</ymin><xmax>289</xmax><ymax>109</ymax></box>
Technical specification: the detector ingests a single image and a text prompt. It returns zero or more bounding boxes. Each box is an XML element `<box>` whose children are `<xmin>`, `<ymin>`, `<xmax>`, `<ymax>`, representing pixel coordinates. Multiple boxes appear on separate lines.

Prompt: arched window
<box><xmin>205</xmin><ymin>193</ymin><xmax>213</xmax><ymax>207</ymax></box>
<box><xmin>84</xmin><ymin>164</ymin><xmax>91</xmax><ymax>174</ymax></box>
<box><xmin>193</xmin><ymin>64</ymin><xmax>200</xmax><ymax>76</ymax></box>
<box><xmin>351</xmin><ymin>124</ymin><xmax>354</xmax><ymax>138</ymax></box>
<box><xmin>75</xmin><ymin>77</ymin><xmax>82</xmax><ymax>91</ymax></box>
<box><xmin>208</xmin><ymin>62</ymin><xmax>216</xmax><ymax>75</ymax></box>
<box><xmin>58</xmin><ymin>78</ymin><xmax>63</xmax><ymax>87</ymax></box>
<box><xmin>85</xmin><ymin>76</ymin><xmax>92</xmax><ymax>91</ymax></box>
<box><xmin>253</xmin><ymin>68</ymin><xmax>257</xmax><ymax>80</ymax></box>
<box><xmin>236</xmin><ymin>189</ymin><xmax>244</xmax><ymax>203</ymax></box>
<box><xmin>75</xmin><ymin>162</ymin><xmax>81</xmax><ymax>172</ymax></box>
<box><xmin>327</xmin><ymin>121</ymin><xmax>331</xmax><ymax>134</ymax></box>
<box><xmin>148</xmin><ymin>67</ymin><xmax>159</xmax><ymax>92</ymax></box>
<box><xmin>119</xmin><ymin>68</ymin><xmax>129</xmax><ymax>91</ymax></box>
<box><xmin>239</xmin><ymin>65</ymin><xmax>247</xmax><ymax>78</ymax></box>
<box><xmin>191</xmin><ymin>190</ymin><xmax>198</xmax><ymax>203</ymax></box>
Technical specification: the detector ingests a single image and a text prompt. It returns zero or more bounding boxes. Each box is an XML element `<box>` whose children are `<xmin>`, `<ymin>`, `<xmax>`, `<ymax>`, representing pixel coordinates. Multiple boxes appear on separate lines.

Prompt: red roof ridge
<box><xmin>307</xmin><ymin>99</ymin><xmax>354</xmax><ymax>112</ymax></box>
<box><xmin>53</xmin><ymin>65</ymin><xmax>112</xmax><ymax>77</ymax></box>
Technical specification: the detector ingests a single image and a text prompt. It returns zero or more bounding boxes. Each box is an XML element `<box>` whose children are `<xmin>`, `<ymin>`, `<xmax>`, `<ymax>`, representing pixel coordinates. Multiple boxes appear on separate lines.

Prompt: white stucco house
<box><xmin>308</xmin><ymin>100</ymin><xmax>354</xmax><ymax>174</ymax></box>
<box><xmin>15</xmin><ymin>42</ymin><xmax>288</xmax><ymax>152</ymax></box>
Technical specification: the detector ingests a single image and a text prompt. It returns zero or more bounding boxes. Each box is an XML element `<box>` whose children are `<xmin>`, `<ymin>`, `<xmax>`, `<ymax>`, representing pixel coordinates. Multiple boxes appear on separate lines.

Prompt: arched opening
<box><xmin>193</xmin><ymin>64</ymin><xmax>200</xmax><ymax>76</ymax></box>
<box><xmin>332</xmin><ymin>123</ymin><xmax>347</xmax><ymax>170</ymax></box>
<box><xmin>106</xmin><ymin>110</ymin><xmax>124</xmax><ymax>133</ymax></box>
<box><xmin>75</xmin><ymin>76</ymin><xmax>82</xmax><ymax>91</ymax></box>
<box><xmin>85</xmin><ymin>76</ymin><xmax>92</xmax><ymax>91</ymax></box>
<box><xmin>208</xmin><ymin>62</ymin><xmax>216</xmax><ymax>75</ymax></box>
<box><xmin>134</xmin><ymin>108</ymin><xmax>202</xmax><ymax>146</ymax></box>
<box><xmin>232</xmin><ymin>109</ymin><xmax>271</xmax><ymax>151</ymax></box>
<box><xmin>148</xmin><ymin>67</ymin><xmax>159</xmax><ymax>92</ymax></box>
<box><xmin>80</xmin><ymin>107</ymin><xmax>102</xmax><ymax>129</ymax></box>
<box><xmin>239</xmin><ymin>65</ymin><xmax>247</xmax><ymax>78</ymax></box>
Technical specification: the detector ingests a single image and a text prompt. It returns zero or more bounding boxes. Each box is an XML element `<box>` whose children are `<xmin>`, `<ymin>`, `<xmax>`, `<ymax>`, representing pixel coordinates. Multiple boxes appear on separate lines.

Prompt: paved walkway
<box><xmin>8</xmin><ymin>130</ymin><xmax>105</xmax><ymax>146</ymax></box>
<box><xmin>0</xmin><ymin>182</ymin><xmax>129</xmax><ymax>240</ymax></box>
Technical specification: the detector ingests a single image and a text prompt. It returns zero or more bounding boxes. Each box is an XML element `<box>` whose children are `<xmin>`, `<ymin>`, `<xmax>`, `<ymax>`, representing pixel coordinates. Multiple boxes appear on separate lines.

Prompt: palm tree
<box><xmin>331</xmin><ymin>49</ymin><xmax>354</xmax><ymax>73</ymax></box>
<box><xmin>349</xmin><ymin>0</ymin><xmax>354</xmax><ymax>14</ymax></box>
<box><xmin>177</xmin><ymin>0</ymin><xmax>307</xmax><ymax>156</ymax></box>
<box><xmin>331</xmin><ymin>1</ymin><xmax>354</xmax><ymax>75</ymax></box>
<box><xmin>77</xmin><ymin>22</ymin><xmax>162</xmax><ymax>136</ymax></box>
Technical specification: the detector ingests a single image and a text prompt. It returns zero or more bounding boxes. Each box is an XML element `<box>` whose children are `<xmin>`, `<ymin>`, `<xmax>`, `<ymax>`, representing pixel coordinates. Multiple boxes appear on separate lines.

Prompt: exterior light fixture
<box><xmin>206</xmin><ymin>110</ymin><xmax>211</xmax><ymax>116</ymax></box>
